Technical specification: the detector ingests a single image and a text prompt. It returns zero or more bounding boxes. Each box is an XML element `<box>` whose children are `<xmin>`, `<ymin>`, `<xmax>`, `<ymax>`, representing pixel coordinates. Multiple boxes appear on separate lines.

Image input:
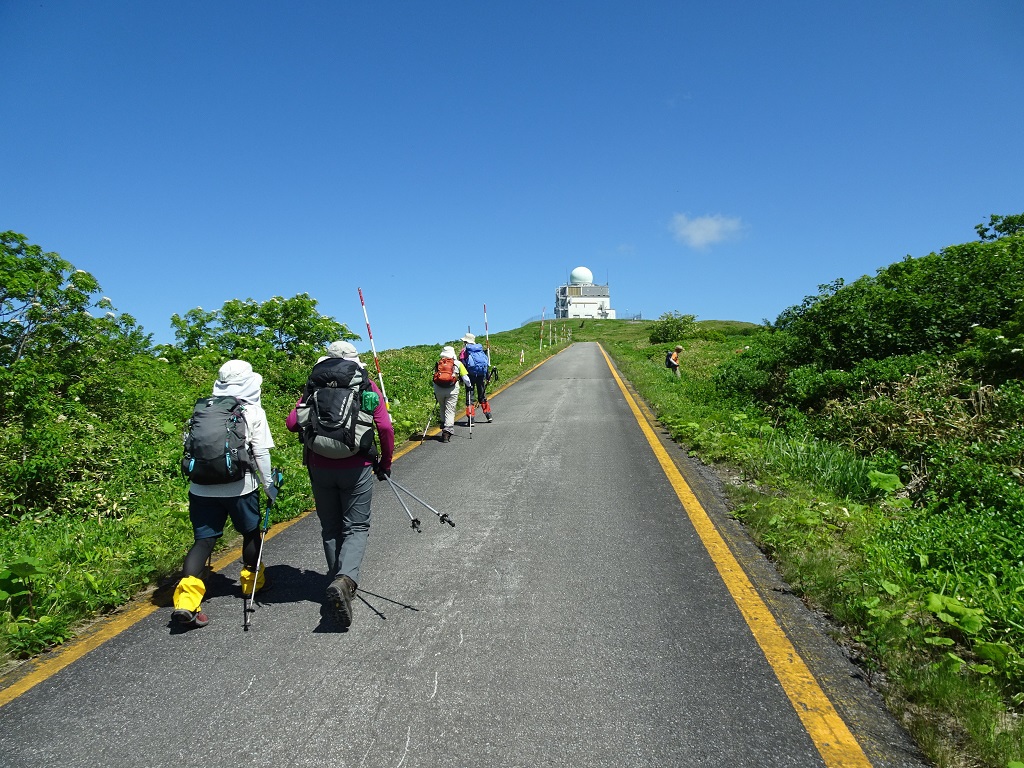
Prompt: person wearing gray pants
<box><xmin>431</xmin><ymin>344</ymin><xmax>471</xmax><ymax>442</ymax></box>
<box><xmin>308</xmin><ymin>465</ymin><xmax>374</xmax><ymax>585</ymax></box>
<box><xmin>286</xmin><ymin>341</ymin><xmax>394</xmax><ymax>629</ymax></box>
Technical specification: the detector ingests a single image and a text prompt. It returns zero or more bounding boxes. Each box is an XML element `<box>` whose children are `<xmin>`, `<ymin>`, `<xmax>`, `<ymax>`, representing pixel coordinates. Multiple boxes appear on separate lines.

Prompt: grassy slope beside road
<box><xmin>585</xmin><ymin>319</ymin><xmax>1024</xmax><ymax>768</ymax></box>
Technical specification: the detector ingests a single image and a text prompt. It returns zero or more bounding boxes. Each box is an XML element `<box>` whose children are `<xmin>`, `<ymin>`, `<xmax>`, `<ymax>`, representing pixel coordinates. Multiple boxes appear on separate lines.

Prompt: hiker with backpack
<box><xmin>286</xmin><ymin>341</ymin><xmax>394</xmax><ymax>629</ymax></box>
<box><xmin>459</xmin><ymin>332</ymin><xmax>493</xmax><ymax>423</ymax></box>
<box><xmin>432</xmin><ymin>344</ymin><xmax>470</xmax><ymax>443</ymax></box>
<box><xmin>174</xmin><ymin>359</ymin><xmax>278</xmax><ymax>629</ymax></box>
<box><xmin>666</xmin><ymin>345</ymin><xmax>682</xmax><ymax>378</ymax></box>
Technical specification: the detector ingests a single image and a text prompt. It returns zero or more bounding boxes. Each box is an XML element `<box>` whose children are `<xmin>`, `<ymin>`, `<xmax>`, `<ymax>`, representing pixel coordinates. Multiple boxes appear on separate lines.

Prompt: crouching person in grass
<box><xmin>173</xmin><ymin>360</ymin><xmax>278</xmax><ymax>628</ymax></box>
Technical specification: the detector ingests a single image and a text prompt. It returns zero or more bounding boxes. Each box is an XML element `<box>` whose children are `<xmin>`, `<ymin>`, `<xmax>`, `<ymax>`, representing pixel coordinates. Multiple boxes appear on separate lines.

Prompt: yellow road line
<box><xmin>598</xmin><ymin>344</ymin><xmax>872</xmax><ymax>768</ymax></box>
<box><xmin>0</xmin><ymin>514</ymin><xmax>307</xmax><ymax>708</ymax></box>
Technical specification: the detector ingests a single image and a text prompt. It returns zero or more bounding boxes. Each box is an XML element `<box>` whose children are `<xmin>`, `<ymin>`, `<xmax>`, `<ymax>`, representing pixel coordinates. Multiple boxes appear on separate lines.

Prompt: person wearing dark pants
<box><xmin>174</xmin><ymin>359</ymin><xmax>278</xmax><ymax>628</ymax></box>
<box><xmin>307</xmin><ymin>465</ymin><xmax>373</xmax><ymax>589</ymax></box>
<box><xmin>287</xmin><ymin>341</ymin><xmax>394</xmax><ymax>628</ymax></box>
<box><xmin>459</xmin><ymin>333</ymin><xmax>493</xmax><ymax>422</ymax></box>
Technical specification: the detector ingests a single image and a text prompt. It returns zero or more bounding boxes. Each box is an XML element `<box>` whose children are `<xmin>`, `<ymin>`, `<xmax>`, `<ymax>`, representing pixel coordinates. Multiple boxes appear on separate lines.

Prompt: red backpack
<box><xmin>433</xmin><ymin>357</ymin><xmax>458</xmax><ymax>385</ymax></box>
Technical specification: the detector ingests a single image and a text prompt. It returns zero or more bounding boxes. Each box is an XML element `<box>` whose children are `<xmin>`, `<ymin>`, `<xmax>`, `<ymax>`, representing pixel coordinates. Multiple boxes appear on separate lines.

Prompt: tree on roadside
<box><xmin>159</xmin><ymin>294</ymin><xmax>359</xmax><ymax>394</ymax></box>
<box><xmin>975</xmin><ymin>212</ymin><xmax>1024</xmax><ymax>241</ymax></box>
<box><xmin>1</xmin><ymin>231</ymin><xmax>157</xmax><ymax>519</ymax></box>
<box><xmin>1</xmin><ymin>232</ymin><xmax>151</xmax><ymax>371</ymax></box>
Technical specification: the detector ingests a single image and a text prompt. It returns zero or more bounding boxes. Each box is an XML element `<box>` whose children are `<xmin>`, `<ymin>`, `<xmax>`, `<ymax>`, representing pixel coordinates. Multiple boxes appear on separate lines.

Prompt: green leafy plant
<box><xmin>648</xmin><ymin>311</ymin><xmax>696</xmax><ymax>344</ymax></box>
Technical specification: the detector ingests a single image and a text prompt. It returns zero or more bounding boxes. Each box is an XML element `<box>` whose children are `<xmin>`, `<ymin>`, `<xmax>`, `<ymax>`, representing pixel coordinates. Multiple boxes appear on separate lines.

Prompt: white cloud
<box><xmin>670</xmin><ymin>213</ymin><xmax>743</xmax><ymax>249</ymax></box>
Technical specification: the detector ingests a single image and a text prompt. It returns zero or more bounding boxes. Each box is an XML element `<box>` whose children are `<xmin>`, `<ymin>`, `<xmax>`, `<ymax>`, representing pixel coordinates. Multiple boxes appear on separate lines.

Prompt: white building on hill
<box><xmin>554</xmin><ymin>266</ymin><xmax>616</xmax><ymax>319</ymax></box>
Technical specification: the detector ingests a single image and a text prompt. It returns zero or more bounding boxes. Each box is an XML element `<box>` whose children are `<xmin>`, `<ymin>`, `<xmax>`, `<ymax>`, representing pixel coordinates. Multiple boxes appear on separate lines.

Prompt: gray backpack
<box><xmin>181</xmin><ymin>396</ymin><xmax>252</xmax><ymax>484</ymax></box>
<box><xmin>295</xmin><ymin>359</ymin><xmax>378</xmax><ymax>460</ymax></box>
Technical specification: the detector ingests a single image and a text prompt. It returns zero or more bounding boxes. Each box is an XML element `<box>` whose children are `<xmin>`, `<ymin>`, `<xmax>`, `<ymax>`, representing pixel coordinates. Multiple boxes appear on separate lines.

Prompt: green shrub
<box><xmin>648</xmin><ymin>311</ymin><xmax>696</xmax><ymax>344</ymax></box>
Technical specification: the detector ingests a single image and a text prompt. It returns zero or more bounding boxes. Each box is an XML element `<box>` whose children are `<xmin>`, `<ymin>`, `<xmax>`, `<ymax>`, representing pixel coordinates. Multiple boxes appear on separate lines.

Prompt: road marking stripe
<box><xmin>0</xmin><ymin>514</ymin><xmax>307</xmax><ymax>708</ymax></box>
<box><xmin>599</xmin><ymin>344</ymin><xmax>872</xmax><ymax>768</ymax></box>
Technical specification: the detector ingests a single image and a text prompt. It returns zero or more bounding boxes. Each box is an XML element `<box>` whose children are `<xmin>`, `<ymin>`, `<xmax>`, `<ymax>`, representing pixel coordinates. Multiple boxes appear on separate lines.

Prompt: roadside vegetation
<box><xmin>3</xmin><ymin>217</ymin><xmax>1024</xmax><ymax>767</ymax></box>
<box><xmin>586</xmin><ymin>215</ymin><xmax>1024</xmax><ymax>768</ymax></box>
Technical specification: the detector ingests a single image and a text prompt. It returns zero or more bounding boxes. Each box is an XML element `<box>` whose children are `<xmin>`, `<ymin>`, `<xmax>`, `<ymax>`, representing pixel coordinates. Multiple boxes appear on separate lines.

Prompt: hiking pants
<box><xmin>308</xmin><ymin>464</ymin><xmax>374</xmax><ymax>585</ymax></box>
<box><xmin>469</xmin><ymin>375</ymin><xmax>488</xmax><ymax>408</ymax></box>
<box><xmin>433</xmin><ymin>382</ymin><xmax>459</xmax><ymax>435</ymax></box>
<box><xmin>183</xmin><ymin>491</ymin><xmax>263</xmax><ymax>576</ymax></box>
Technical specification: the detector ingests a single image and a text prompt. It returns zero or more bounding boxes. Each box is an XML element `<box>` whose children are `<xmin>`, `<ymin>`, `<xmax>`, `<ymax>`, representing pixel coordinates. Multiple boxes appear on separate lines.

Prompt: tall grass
<box><xmin>754</xmin><ymin>430</ymin><xmax>878</xmax><ymax>501</ymax></box>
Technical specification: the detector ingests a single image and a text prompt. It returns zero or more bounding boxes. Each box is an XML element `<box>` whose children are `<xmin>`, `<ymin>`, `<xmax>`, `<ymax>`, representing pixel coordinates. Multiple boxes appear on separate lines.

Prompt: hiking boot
<box><xmin>485</xmin><ymin>414</ymin><xmax>492</xmax><ymax>423</ymax></box>
<box><xmin>172</xmin><ymin>608</ymin><xmax>210</xmax><ymax>628</ymax></box>
<box><xmin>325</xmin><ymin>575</ymin><xmax>357</xmax><ymax>628</ymax></box>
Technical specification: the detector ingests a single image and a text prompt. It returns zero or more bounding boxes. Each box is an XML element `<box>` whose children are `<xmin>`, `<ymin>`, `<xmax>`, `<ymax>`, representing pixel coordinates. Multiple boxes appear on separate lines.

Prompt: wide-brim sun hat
<box><xmin>461</xmin><ymin>333</ymin><xmax>475</xmax><ymax>343</ymax></box>
<box><xmin>217</xmin><ymin>359</ymin><xmax>262</xmax><ymax>388</ymax></box>
<box><xmin>213</xmin><ymin>359</ymin><xmax>263</xmax><ymax>403</ymax></box>
<box><xmin>441</xmin><ymin>345</ymin><xmax>456</xmax><ymax>359</ymax></box>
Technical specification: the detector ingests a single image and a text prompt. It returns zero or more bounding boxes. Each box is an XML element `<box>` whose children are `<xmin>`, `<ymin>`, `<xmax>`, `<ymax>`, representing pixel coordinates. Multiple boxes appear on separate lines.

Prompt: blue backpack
<box><xmin>465</xmin><ymin>343</ymin><xmax>489</xmax><ymax>377</ymax></box>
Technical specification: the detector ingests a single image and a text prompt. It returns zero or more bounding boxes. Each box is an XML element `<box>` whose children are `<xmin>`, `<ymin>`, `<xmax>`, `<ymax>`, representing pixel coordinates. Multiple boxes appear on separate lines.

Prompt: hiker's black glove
<box><xmin>375</xmin><ymin>465</ymin><xmax>391</xmax><ymax>481</ymax></box>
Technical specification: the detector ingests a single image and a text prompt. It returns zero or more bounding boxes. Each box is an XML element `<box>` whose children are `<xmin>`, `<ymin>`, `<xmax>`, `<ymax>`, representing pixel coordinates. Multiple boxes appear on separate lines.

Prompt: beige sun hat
<box><xmin>326</xmin><ymin>340</ymin><xmax>360</xmax><ymax>360</ymax></box>
<box><xmin>461</xmin><ymin>333</ymin><xmax>475</xmax><ymax>344</ymax></box>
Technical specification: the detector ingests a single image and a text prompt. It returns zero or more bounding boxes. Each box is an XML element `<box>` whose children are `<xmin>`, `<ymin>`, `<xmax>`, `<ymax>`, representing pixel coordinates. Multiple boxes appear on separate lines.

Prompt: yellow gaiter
<box><xmin>239</xmin><ymin>562</ymin><xmax>266</xmax><ymax>595</ymax></box>
<box><xmin>172</xmin><ymin>576</ymin><xmax>206</xmax><ymax>613</ymax></box>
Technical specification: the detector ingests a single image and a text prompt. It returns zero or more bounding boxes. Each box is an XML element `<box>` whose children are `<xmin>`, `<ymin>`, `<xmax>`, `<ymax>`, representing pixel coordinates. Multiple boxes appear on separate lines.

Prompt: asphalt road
<box><xmin>0</xmin><ymin>342</ymin><xmax>928</xmax><ymax>767</ymax></box>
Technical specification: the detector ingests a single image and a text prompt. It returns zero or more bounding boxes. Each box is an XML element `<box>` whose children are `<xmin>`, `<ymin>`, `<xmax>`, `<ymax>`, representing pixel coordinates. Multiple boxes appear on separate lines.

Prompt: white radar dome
<box><xmin>569</xmin><ymin>266</ymin><xmax>594</xmax><ymax>285</ymax></box>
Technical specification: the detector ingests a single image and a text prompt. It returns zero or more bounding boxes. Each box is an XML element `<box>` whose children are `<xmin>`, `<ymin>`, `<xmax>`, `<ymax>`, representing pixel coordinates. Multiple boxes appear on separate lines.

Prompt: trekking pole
<box><xmin>421</xmin><ymin>400</ymin><xmax>442</xmax><ymax>442</ymax></box>
<box><xmin>357</xmin><ymin>287</ymin><xmax>390</xmax><ymax>409</ymax></box>
<box><xmin>388</xmin><ymin>478</ymin><xmax>456</xmax><ymax>527</ymax></box>
<box><xmin>382</xmin><ymin>472</ymin><xmax>421</xmax><ymax>532</ymax></box>
<box><xmin>421</xmin><ymin>406</ymin><xmax>433</xmax><ymax>441</ymax></box>
<box><xmin>483</xmin><ymin>303</ymin><xmax>491</xmax><ymax>368</ymax></box>
<box><xmin>244</xmin><ymin>467</ymin><xmax>284</xmax><ymax>632</ymax></box>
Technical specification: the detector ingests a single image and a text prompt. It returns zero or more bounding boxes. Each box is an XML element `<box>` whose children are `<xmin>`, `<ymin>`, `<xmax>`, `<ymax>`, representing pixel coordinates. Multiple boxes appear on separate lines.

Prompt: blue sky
<box><xmin>3</xmin><ymin>1</ymin><xmax>1022</xmax><ymax>353</ymax></box>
